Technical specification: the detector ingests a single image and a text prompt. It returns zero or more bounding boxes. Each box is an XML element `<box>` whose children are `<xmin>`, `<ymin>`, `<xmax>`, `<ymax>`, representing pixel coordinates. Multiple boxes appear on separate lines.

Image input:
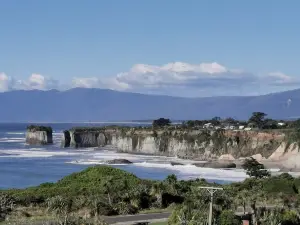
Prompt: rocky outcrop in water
<box><xmin>26</xmin><ymin>125</ymin><xmax>53</xmax><ymax>145</ymax></box>
<box><xmin>193</xmin><ymin>161</ymin><xmax>237</xmax><ymax>169</ymax></box>
<box><xmin>106</xmin><ymin>159</ymin><xmax>133</xmax><ymax>164</ymax></box>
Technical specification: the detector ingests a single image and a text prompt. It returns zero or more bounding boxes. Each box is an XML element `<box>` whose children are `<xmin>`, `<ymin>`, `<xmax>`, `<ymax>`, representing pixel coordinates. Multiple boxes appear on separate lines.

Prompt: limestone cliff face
<box><xmin>62</xmin><ymin>128</ymin><xmax>291</xmax><ymax>160</ymax></box>
<box><xmin>108</xmin><ymin>129</ymin><xmax>285</xmax><ymax>160</ymax></box>
<box><xmin>26</xmin><ymin>131</ymin><xmax>53</xmax><ymax>145</ymax></box>
<box><xmin>63</xmin><ymin>130</ymin><xmax>107</xmax><ymax>148</ymax></box>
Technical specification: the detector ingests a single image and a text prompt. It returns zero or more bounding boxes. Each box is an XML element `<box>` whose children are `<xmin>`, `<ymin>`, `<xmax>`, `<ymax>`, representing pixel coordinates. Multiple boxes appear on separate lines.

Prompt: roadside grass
<box><xmin>139</xmin><ymin>204</ymin><xmax>175</xmax><ymax>214</ymax></box>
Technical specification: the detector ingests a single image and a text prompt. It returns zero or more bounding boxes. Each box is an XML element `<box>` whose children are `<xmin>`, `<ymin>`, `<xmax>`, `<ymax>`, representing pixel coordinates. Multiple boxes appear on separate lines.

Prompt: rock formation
<box><xmin>61</xmin><ymin>127</ymin><xmax>295</xmax><ymax>161</ymax></box>
<box><xmin>106</xmin><ymin>159</ymin><xmax>133</xmax><ymax>164</ymax></box>
<box><xmin>26</xmin><ymin>125</ymin><xmax>53</xmax><ymax>145</ymax></box>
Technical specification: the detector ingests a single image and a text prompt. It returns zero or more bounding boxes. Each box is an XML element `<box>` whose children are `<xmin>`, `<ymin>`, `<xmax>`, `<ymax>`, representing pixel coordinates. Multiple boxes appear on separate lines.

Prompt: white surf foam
<box><xmin>0</xmin><ymin>149</ymin><xmax>81</xmax><ymax>158</ymax></box>
<box><xmin>66</xmin><ymin>159</ymin><xmax>130</xmax><ymax>166</ymax></box>
<box><xmin>0</xmin><ymin>138</ymin><xmax>25</xmax><ymax>143</ymax></box>
<box><xmin>133</xmin><ymin>162</ymin><xmax>247</xmax><ymax>182</ymax></box>
<box><xmin>67</xmin><ymin>159</ymin><xmax>105</xmax><ymax>165</ymax></box>
<box><xmin>6</xmin><ymin>132</ymin><xmax>24</xmax><ymax>135</ymax></box>
<box><xmin>66</xmin><ymin>152</ymin><xmax>247</xmax><ymax>182</ymax></box>
<box><xmin>0</xmin><ymin>138</ymin><xmax>25</xmax><ymax>140</ymax></box>
<box><xmin>91</xmin><ymin>150</ymin><xmax>200</xmax><ymax>164</ymax></box>
<box><xmin>0</xmin><ymin>137</ymin><xmax>25</xmax><ymax>143</ymax></box>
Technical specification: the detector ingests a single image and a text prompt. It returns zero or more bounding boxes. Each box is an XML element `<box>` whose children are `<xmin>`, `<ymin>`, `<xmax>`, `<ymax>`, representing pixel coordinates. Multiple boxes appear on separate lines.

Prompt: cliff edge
<box><xmin>61</xmin><ymin>127</ymin><xmax>300</xmax><ymax>162</ymax></box>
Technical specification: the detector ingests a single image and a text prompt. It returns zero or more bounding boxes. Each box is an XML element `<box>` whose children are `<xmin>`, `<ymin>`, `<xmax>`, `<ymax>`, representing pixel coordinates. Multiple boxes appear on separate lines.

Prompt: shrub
<box><xmin>242</xmin><ymin>157</ymin><xmax>270</xmax><ymax>178</ymax></box>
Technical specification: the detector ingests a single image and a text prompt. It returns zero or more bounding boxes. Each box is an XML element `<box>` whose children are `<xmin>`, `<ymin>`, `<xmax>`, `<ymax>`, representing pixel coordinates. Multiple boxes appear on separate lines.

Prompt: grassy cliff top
<box><xmin>7</xmin><ymin>166</ymin><xmax>143</xmax><ymax>201</ymax></box>
<box><xmin>27</xmin><ymin>125</ymin><xmax>53</xmax><ymax>134</ymax></box>
<box><xmin>69</xmin><ymin>125</ymin><xmax>151</xmax><ymax>132</ymax></box>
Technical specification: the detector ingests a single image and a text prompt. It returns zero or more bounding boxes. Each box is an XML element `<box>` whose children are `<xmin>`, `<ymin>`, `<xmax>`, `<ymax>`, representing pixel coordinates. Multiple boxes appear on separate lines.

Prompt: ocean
<box><xmin>0</xmin><ymin>123</ymin><xmax>247</xmax><ymax>189</ymax></box>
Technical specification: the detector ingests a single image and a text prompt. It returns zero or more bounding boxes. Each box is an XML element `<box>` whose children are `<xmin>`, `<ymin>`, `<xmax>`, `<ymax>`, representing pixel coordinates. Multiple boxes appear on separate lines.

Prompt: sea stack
<box><xmin>26</xmin><ymin>125</ymin><xmax>53</xmax><ymax>145</ymax></box>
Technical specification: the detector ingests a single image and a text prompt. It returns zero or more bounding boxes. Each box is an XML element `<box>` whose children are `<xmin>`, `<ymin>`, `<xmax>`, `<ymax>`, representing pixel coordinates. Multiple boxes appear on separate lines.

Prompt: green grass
<box><xmin>4</xmin><ymin>165</ymin><xmax>144</xmax><ymax>202</ymax></box>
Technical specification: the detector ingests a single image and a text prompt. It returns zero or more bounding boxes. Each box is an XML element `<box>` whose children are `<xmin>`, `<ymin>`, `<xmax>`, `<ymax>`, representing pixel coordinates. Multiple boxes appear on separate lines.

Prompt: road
<box><xmin>103</xmin><ymin>212</ymin><xmax>171</xmax><ymax>225</ymax></box>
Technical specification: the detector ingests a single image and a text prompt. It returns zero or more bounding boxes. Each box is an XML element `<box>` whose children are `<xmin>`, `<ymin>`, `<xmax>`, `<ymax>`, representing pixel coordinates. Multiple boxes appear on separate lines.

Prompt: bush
<box><xmin>152</xmin><ymin>118</ymin><xmax>171</xmax><ymax>127</ymax></box>
<box><xmin>242</xmin><ymin>157</ymin><xmax>270</xmax><ymax>178</ymax></box>
<box><xmin>219</xmin><ymin>210</ymin><xmax>240</xmax><ymax>225</ymax></box>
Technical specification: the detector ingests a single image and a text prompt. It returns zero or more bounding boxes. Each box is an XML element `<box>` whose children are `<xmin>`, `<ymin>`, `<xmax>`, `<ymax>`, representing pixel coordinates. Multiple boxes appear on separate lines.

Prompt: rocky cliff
<box><xmin>26</xmin><ymin>125</ymin><xmax>53</xmax><ymax>145</ymax></box>
<box><xmin>62</xmin><ymin>127</ymin><xmax>298</xmax><ymax>161</ymax></box>
<box><xmin>62</xmin><ymin>128</ymin><xmax>107</xmax><ymax>148</ymax></box>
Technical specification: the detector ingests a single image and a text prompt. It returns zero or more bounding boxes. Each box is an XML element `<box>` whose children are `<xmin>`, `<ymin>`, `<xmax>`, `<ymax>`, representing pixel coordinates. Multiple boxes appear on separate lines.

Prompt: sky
<box><xmin>1</xmin><ymin>0</ymin><xmax>300</xmax><ymax>97</ymax></box>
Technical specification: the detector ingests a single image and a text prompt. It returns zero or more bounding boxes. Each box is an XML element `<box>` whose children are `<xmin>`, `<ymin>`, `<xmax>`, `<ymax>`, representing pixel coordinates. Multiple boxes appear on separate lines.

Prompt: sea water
<box><xmin>0</xmin><ymin>123</ymin><xmax>247</xmax><ymax>189</ymax></box>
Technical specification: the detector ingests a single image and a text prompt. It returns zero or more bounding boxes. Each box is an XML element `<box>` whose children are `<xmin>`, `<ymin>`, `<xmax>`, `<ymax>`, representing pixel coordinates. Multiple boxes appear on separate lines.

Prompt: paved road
<box><xmin>104</xmin><ymin>212</ymin><xmax>171</xmax><ymax>224</ymax></box>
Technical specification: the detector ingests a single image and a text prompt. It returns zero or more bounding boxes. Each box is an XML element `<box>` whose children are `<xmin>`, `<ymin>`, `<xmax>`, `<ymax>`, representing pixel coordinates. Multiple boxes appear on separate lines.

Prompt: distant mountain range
<box><xmin>0</xmin><ymin>88</ymin><xmax>299</xmax><ymax>122</ymax></box>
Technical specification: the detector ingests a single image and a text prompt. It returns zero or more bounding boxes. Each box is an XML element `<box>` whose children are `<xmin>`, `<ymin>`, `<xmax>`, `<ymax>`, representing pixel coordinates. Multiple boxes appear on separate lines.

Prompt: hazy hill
<box><xmin>0</xmin><ymin>88</ymin><xmax>298</xmax><ymax>122</ymax></box>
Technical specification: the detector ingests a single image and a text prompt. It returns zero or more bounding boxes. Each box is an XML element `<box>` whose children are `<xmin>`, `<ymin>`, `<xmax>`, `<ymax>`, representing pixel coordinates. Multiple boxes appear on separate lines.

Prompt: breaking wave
<box><xmin>0</xmin><ymin>149</ymin><xmax>81</xmax><ymax>158</ymax></box>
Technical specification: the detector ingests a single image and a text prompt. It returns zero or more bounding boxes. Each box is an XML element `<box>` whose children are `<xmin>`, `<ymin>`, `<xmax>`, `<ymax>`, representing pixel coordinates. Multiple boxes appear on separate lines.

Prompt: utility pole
<box><xmin>199</xmin><ymin>186</ymin><xmax>223</xmax><ymax>225</ymax></box>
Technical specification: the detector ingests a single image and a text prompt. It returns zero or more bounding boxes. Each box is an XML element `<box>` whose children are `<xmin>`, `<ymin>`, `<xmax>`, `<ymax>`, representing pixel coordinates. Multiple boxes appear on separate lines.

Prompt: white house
<box><xmin>203</xmin><ymin>123</ymin><xmax>213</xmax><ymax>128</ymax></box>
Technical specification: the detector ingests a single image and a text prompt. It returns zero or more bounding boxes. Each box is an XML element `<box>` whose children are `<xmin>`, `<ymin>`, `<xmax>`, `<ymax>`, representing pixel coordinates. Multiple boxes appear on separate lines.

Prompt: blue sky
<box><xmin>1</xmin><ymin>0</ymin><xmax>300</xmax><ymax>97</ymax></box>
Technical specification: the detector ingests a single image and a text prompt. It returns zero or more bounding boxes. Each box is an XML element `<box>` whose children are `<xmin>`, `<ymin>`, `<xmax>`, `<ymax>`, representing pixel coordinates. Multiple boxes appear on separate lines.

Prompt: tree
<box><xmin>242</xmin><ymin>157</ymin><xmax>271</xmax><ymax>178</ymax></box>
<box><xmin>223</xmin><ymin>117</ymin><xmax>238</xmax><ymax>125</ymax></box>
<box><xmin>263</xmin><ymin>119</ymin><xmax>279</xmax><ymax>129</ymax></box>
<box><xmin>219</xmin><ymin>210</ymin><xmax>240</xmax><ymax>225</ymax></box>
<box><xmin>152</xmin><ymin>118</ymin><xmax>171</xmax><ymax>127</ymax></box>
<box><xmin>248</xmin><ymin>112</ymin><xmax>267</xmax><ymax>129</ymax></box>
<box><xmin>150</xmin><ymin>182</ymin><xmax>166</xmax><ymax>208</ymax></box>
<box><xmin>234</xmin><ymin>189</ymin><xmax>249</xmax><ymax>215</ymax></box>
<box><xmin>211</xmin><ymin>117</ymin><xmax>221</xmax><ymax>126</ymax></box>
<box><xmin>164</xmin><ymin>174</ymin><xmax>178</xmax><ymax>195</ymax></box>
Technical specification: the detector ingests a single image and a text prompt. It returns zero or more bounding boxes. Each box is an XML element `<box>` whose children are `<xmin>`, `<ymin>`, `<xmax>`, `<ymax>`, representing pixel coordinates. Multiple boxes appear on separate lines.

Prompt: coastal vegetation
<box><xmin>26</xmin><ymin>125</ymin><xmax>53</xmax><ymax>135</ymax></box>
<box><xmin>1</xmin><ymin>162</ymin><xmax>300</xmax><ymax>224</ymax></box>
<box><xmin>152</xmin><ymin>118</ymin><xmax>171</xmax><ymax>127</ymax></box>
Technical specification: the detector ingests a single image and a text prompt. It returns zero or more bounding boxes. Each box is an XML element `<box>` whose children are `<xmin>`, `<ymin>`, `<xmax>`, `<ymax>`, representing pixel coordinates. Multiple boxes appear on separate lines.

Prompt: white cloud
<box><xmin>0</xmin><ymin>73</ymin><xmax>60</xmax><ymax>92</ymax></box>
<box><xmin>17</xmin><ymin>74</ymin><xmax>60</xmax><ymax>91</ymax></box>
<box><xmin>266</xmin><ymin>72</ymin><xmax>300</xmax><ymax>85</ymax></box>
<box><xmin>72</xmin><ymin>77</ymin><xmax>129</xmax><ymax>91</ymax></box>
<box><xmin>113</xmin><ymin>62</ymin><xmax>251</xmax><ymax>89</ymax></box>
<box><xmin>68</xmin><ymin>62</ymin><xmax>300</xmax><ymax>96</ymax></box>
<box><xmin>0</xmin><ymin>73</ymin><xmax>13</xmax><ymax>92</ymax></box>
<box><xmin>1</xmin><ymin>62</ymin><xmax>299</xmax><ymax>97</ymax></box>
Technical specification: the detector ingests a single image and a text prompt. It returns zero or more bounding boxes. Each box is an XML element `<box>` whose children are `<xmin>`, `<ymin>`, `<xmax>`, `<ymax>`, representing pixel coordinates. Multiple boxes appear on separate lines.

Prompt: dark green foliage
<box><xmin>248</xmin><ymin>112</ymin><xmax>267</xmax><ymax>129</ymax></box>
<box><xmin>0</xmin><ymin>194</ymin><xmax>15</xmax><ymax>221</ymax></box>
<box><xmin>8</xmin><ymin>166</ymin><xmax>141</xmax><ymax>204</ymax></box>
<box><xmin>262</xmin><ymin>119</ymin><xmax>279</xmax><ymax>129</ymax></box>
<box><xmin>219</xmin><ymin>210</ymin><xmax>241</xmax><ymax>225</ymax></box>
<box><xmin>152</xmin><ymin>118</ymin><xmax>171</xmax><ymax>127</ymax></box>
<box><xmin>242</xmin><ymin>157</ymin><xmax>270</xmax><ymax>178</ymax></box>
<box><xmin>291</xmin><ymin>119</ymin><xmax>300</xmax><ymax>129</ymax></box>
<box><xmin>27</xmin><ymin>125</ymin><xmax>52</xmax><ymax>134</ymax></box>
<box><xmin>5</xmin><ymin>165</ymin><xmax>300</xmax><ymax>223</ymax></box>
<box><xmin>211</xmin><ymin>116</ymin><xmax>221</xmax><ymax>126</ymax></box>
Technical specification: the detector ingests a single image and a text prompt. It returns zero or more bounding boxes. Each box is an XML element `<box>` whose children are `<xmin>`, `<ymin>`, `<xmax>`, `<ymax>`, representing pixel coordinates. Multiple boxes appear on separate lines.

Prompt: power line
<box><xmin>199</xmin><ymin>186</ymin><xmax>223</xmax><ymax>225</ymax></box>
